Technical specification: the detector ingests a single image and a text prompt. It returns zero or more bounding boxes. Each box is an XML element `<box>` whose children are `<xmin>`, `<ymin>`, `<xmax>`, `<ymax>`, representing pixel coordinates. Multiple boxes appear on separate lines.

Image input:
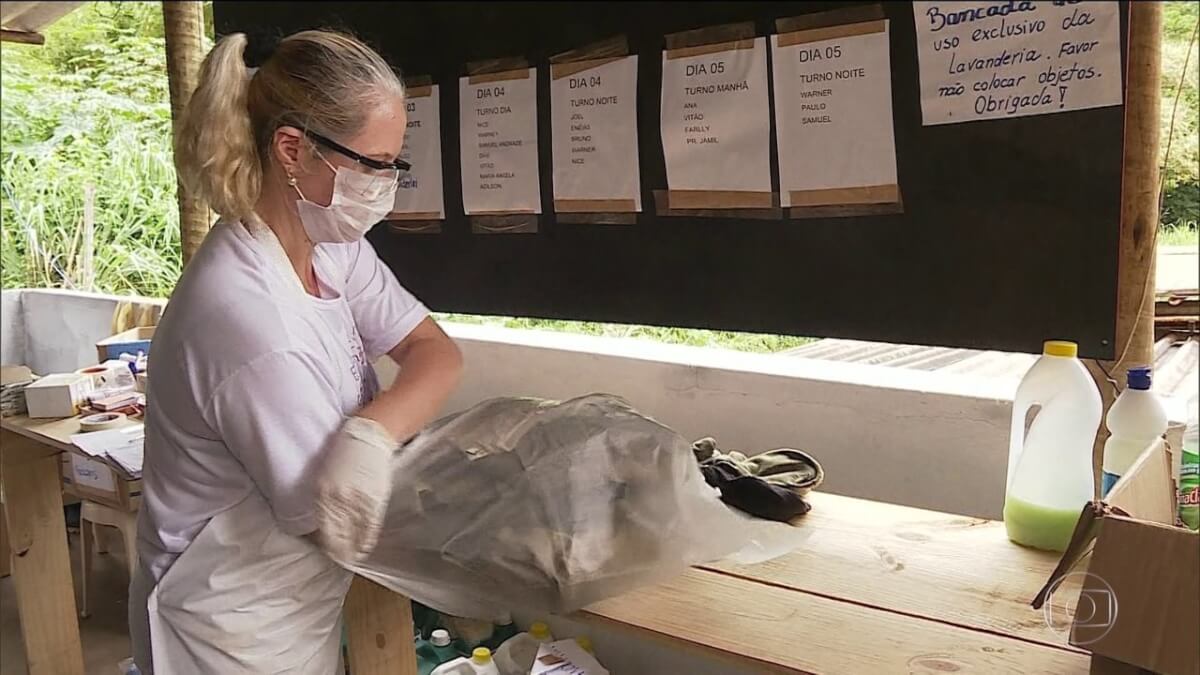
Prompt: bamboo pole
<box><xmin>81</xmin><ymin>184</ymin><xmax>95</xmax><ymax>292</ymax></box>
<box><xmin>162</xmin><ymin>1</ymin><xmax>210</xmax><ymax>267</ymax></box>
<box><xmin>1089</xmin><ymin>2</ymin><xmax>1163</xmax><ymax>496</ymax></box>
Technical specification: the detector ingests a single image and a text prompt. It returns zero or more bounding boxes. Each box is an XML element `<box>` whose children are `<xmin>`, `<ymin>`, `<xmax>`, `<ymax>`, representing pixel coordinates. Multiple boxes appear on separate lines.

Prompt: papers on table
<box><xmin>70</xmin><ymin>424</ymin><xmax>144</xmax><ymax>477</ymax></box>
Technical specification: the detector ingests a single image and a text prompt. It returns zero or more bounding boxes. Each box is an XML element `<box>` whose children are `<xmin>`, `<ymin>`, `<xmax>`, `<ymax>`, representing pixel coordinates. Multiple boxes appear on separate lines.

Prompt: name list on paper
<box><xmin>550</xmin><ymin>56</ymin><xmax>642</xmax><ymax>210</ymax></box>
<box><xmin>392</xmin><ymin>85</ymin><xmax>445</xmax><ymax>218</ymax></box>
<box><xmin>459</xmin><ymin>69</ymin><xmax>542</xmax><ymax>215</ymax></box>
<box><xmin>772</xmin><ymin>21</ymin><xmax>898</xmax><ymax>206</ymax></box>
<box><xmin>913</xmin><ymin>1</ymin><xmax>1122</xmax><ymax>125</ymax></box>
<box><xmin>660</xmin><ymin>38</ymin><xmax>772</xmax><ymax>192</ymax></box>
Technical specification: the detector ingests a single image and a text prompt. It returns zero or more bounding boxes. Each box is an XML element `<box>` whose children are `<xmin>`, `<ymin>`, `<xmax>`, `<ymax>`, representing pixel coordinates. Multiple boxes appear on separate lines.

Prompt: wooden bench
<box><xmin>3</xmin><ymin>413</ymin><xmax>1086</xmax><ymax>674</ymax></box>
<box><xmin>584</xmin><ymin>492</ymin><xmax>1088</xmax><ymax>673</ymax></box>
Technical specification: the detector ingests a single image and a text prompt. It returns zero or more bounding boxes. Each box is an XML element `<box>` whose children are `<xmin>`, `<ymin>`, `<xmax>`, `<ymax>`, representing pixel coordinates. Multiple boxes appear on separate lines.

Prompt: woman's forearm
<box><xmin>314</xmin><ymin>326</ymin><xmax>460</xmax><ymax>564</ymax></box>
<box><xmin>358</xmin><ymin>326</ymin><xmax>463</xmax><ymax>442</ymax></box>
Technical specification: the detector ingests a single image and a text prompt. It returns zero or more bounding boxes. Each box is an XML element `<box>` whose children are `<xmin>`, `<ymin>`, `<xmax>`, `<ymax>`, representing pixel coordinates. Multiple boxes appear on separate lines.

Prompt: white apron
<box><xmin>131</xmin><ymin>491</ymin><xmax>352</xmax><ymax>674</ymax></box>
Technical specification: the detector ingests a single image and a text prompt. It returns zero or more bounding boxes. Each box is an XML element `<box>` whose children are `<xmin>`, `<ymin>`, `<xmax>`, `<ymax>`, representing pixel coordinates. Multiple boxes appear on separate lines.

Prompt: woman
<box><xmin>130</xmin><ymin>30</ymin><xmax>462</xmax><ymax>674</ymax></box>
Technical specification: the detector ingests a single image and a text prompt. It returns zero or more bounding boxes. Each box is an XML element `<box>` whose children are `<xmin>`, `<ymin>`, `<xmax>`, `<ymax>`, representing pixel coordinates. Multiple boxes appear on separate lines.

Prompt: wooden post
<box><xmin>1090</xmin><ymin>2</ymin><xmax>1163</xmax><ymax>495</ymax></box>
<box><xmin>344</xmin><ymin>577</ymin><xmax>419</xmax><ymax>675</ymax></box>
<box><xmin>162</xmin><ymin>1</ymin><xmax>211</xmax><ymax>266</ymax></box>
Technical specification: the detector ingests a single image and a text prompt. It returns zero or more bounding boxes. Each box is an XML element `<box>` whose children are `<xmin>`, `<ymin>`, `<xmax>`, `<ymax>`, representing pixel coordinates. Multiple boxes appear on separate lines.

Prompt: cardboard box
<box><xmin>65</xmin><ymin>449</ymin><xmax>141</xmax><ymax>511</ymax></box>
<box><xmin>23</xmin><ymin>373</ymin><xmax>93</xmax><ymax>418</ymax></box>
<box><xmin>95</xmin><ymin>326</ymin><xmax>155</xmax><ymax>364</ymax></box>
<box><xmin>1034</xmin><ymin>439</ymin><xmax>1199</xmax><ymax>675</ymax></box>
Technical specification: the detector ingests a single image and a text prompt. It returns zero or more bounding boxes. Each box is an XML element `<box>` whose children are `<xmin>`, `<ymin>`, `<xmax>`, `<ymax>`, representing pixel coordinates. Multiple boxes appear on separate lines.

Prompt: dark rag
<box><xmin>693</xmin><ymin>438</ymin><xmax>824</xmax><ymax>522</ymax></box>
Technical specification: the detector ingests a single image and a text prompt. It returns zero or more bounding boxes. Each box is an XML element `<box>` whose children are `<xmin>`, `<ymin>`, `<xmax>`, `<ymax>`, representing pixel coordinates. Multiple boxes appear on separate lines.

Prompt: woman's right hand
<box><xmin>313</xmin><ymin>416</ymin><xmax>397</xmax><ymax>564</ymax></box>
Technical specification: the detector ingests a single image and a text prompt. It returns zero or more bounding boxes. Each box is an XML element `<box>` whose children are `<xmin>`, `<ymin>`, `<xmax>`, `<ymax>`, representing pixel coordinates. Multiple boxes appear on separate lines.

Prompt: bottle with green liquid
<box><xmin>1003</xmin><ymin>341</ymin><xmax>1102</xmax><ymax>552</ymax></box>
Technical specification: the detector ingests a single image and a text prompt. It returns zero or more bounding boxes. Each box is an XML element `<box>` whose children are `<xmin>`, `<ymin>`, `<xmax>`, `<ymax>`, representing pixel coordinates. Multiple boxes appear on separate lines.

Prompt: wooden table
<box><xmin>5</xmin><ymin>412</ymin><xmax>1085</xmax><ymax>674</ymax></box>
<box><xmin>584</xmin><ymin>492</ymin><xmax>1089</xmax><ymax>673</ymax></box>
<box><xmin>0</xmin><ymin>414</ymin><xmax>419</xmax><ymax>675</ymax></box>
<box><xmin>1</xmin><ymin>415</ymin><xmax>88</xmax><ymax>675</ymax></box>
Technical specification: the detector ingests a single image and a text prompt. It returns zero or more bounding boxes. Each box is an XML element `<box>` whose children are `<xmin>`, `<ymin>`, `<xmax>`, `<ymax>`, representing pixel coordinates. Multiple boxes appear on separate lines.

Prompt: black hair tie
<box><xmin>241</xmin><ymin>30</ymin><xmax>281</xmax><ymax>68</ymax></box>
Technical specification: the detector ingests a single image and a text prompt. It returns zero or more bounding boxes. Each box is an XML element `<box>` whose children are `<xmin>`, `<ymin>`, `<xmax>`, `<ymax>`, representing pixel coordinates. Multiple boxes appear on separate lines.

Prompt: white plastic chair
<box><xmin>79</xmin><ymin>500</ymin><xmax>138</xmax><ymax>619</ymax></box>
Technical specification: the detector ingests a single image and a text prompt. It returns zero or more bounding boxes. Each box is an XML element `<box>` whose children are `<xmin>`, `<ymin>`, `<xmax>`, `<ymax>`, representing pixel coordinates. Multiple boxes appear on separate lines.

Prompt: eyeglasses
<box><xmin>303</xmin><ymin>129</ymin><xmax>410</xmax><ymax>197</ymax></box>
<box><xmin>305</xmin><ymin>130</ymin><xmax>411</xmax><ymax>173</ymax></box>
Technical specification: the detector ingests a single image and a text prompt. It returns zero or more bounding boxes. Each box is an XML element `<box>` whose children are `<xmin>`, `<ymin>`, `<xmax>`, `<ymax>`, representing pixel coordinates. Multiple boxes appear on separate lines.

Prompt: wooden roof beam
<box><xmin>0</xmin><ymin>28</ymin><xmax>45</xmax><ymax>45</ymax></box>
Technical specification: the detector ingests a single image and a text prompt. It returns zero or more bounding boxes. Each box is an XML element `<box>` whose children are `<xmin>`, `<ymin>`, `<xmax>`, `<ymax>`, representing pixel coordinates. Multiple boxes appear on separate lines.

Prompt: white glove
<box><xmin>314</xmin><ymin>416</ymin><xmax>396</xmax><ymax>564</ymax></box>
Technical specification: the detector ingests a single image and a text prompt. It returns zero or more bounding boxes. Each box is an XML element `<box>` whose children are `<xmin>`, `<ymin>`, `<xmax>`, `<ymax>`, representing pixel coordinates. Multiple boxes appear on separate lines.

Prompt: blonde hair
<box><xmin>174</xmin><ymin>31</ymin><xmax>404</xmax><ymax>220</ymax></box>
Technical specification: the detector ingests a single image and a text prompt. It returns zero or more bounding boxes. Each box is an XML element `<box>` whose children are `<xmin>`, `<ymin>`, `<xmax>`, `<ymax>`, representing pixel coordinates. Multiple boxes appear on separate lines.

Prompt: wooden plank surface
<box><xmin>704</xmin><ymin>492</ymin><xmax>1084</xmax><ymax>652</ymax></box>
<box><xmin>345</xmin><ymin>576</ymin><xmax>418</xmax><ymax>675</ymax></box>
<box><xmin>1</xmin><ymin>415</ymin><xmax>87</xmax><ymax>452</ymax></box>
<box><xmin>0</xmin><ymin>430</ymin><xmax>85</xmax><ymax>675</ymax></box>
<box><xmin>584</xmin><ymin>568</ymin><xmax>1089</xmax><ymax>675</ymax></box>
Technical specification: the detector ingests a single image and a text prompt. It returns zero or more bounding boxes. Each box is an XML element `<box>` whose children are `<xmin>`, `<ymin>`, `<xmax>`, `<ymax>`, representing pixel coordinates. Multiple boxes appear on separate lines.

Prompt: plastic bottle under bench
<box><xmin>431</xmin><ymin>647</ymin><xmax>500</xmax><ymax>675</ymax></box>
<box><xmin>417</xmin><ymin>629</ymin><xmax>466</xmax><ymax>675</ymax></box>
<box><xmin>494</xmin><ymin>621</ymin><xmax>554</xmax><ymax>675</ymax></box>
<box><xmin>480</xmin><ymin>612</ymin><xmax>520</xmax><ymax>652</ymax></box>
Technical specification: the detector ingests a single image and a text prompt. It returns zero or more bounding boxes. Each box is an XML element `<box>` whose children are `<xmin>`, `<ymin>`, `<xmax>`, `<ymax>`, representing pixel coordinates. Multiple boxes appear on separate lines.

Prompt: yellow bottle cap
<box><xmin>472</xmin><ymin>647</ymin><xmax>492</xmax><ymax>664</ymax></box>
<box><xmin>1043</xmin><ymin>340</ymin><xmax>1078</xmax><ymax>358</ymax></box>
<box><xmin>530</xmin><ymin>621</ymin><xmax>551</xmax><ymax>640</ymax></box>
<box><xmin>576</xmin><ymin>636</ymin><xmax>594</xmax><ymax>653</ymax></box>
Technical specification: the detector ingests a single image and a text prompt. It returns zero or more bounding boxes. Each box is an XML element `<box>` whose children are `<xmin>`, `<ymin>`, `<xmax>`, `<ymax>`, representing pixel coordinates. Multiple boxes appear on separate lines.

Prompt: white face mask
<box><xmin>293</xmin><ymin>156</ymin><xmax>397</xmax><ymax>243</ymax></box>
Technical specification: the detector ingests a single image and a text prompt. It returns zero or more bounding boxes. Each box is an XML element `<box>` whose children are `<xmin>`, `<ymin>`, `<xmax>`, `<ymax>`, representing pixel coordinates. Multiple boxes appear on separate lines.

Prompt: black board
<box><xmin>214</xmin><ymin>1</ymin><xmax>1128</xmax><ymax>358</ymax></box>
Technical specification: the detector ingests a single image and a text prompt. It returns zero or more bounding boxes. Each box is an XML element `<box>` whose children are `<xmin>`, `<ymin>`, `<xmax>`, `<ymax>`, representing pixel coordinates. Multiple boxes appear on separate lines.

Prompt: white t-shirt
<box><xmin>137</xmin><ymin>219</ymin><xmax>428</xmax><ymax>583</ymax></box>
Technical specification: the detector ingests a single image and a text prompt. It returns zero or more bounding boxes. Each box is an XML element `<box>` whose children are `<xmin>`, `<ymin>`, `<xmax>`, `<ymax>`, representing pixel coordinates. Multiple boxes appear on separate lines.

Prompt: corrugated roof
<box><xmin>786</xmin><ymin>333</ymin><xmax>1199</xmax><ymax>417</ymax></box>
<box><xmin>1</xmin><ymin>2</ymin><xmax>84</xmax><ymax>34</ymax></box>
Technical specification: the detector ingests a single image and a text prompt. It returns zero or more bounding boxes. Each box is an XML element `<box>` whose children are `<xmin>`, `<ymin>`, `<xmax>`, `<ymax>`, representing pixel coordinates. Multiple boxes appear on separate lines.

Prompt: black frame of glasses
<box><xmin>305</xmin><ymin>130</ymin><xmax>412</xmax><ymax>173</ymax></box>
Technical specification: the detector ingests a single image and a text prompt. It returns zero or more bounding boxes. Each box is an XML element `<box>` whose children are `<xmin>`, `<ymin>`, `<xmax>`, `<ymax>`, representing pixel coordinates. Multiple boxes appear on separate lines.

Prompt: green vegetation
<box><xmin>1161</xmin><ymin>224</ymin><xmax>1200</xmax><ymax>247</ymax></box>
<box><xmin>1</xmin><ymin>2</ymin><xmax>1196</xmax><ymax>353</ymax></box>
<box><xmin>1</xmin><ymin>2</ymin><xmax>194</xmax><ymax>297</ymax></box>
<box><xmin>436</xmin><ymin>314</ymin><xmax>814</xmax><ymax>352</ymax></box>
<box><xmin>1161</xmin><ymin>1</ymin><xmax>1200</xmax><ymax>231</ymax></box>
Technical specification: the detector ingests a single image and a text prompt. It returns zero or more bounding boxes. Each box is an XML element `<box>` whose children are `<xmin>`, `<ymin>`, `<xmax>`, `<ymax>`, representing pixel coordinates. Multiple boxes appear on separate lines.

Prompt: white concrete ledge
<box><xmin>379</xmin><ymin>323</ymin><xmax>1014</xmax><ymax>518</ymax></box>
<box><xmin>5</xmin><ymin>288</ymin><xmax>1015</xmax><ymax>518</ymax></box>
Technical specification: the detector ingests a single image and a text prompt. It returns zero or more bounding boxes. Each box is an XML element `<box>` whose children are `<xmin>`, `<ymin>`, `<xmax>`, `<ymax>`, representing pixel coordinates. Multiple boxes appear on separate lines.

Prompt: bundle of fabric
<box><xmin>692</xmin><ymin>438</ymin><xmax>824</xmax><ymax>522</ymax></box>
<box><xmin>345</xmin><ymin>395</ymin><xmax>807</xmax><ymax>620</ymax></box>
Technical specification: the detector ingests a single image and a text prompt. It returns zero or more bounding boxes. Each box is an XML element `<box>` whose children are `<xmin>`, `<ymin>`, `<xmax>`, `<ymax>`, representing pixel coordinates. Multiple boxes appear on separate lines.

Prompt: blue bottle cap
<box><xmin>1126</xmin><ymin>366</ymin><xmax>1152</xmax><ymax>391</ymax></box>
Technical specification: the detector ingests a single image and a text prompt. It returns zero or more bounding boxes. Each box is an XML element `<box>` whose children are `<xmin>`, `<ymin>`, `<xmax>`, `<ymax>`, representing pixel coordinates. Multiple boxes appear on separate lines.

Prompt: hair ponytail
<box><xmin>174</xmin><ymin>33</ymin><xmax>261</xmax><ymax>221</ymax></box>
<box><xmin>175</xmin><ymin>30</ymin><xmax>404</xmax><ymax>222</ymax></box>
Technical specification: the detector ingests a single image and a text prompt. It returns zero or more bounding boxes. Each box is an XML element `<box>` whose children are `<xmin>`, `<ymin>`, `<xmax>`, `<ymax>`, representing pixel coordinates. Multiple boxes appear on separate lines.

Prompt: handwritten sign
<box><xmin>660</xmin><ymin>38</ymin><xmax>772</xmax><ymax>194</ymax></box>
<box><xmin>550</xmin><ymin>56</ymin><xmax>641</xmax><ymax>211</ymax></box>
<box><xmin>459</xmin><ymin>69</ymin><xmax>542</xmax><ymax>214</ymax></box>
<box><xmin>391</xmin><ymin>84</ymin><xmax>444</xmax><ymax>219</ymax></box>
<box><xmin>773</xmin><ymin>21</ymin><xmax>899</xmax><ymax>207</ymax></box>
<box><xmin>913</xmin><ymin>1</ymin><xmax>1122</xmax><ymax>125</ymax></box>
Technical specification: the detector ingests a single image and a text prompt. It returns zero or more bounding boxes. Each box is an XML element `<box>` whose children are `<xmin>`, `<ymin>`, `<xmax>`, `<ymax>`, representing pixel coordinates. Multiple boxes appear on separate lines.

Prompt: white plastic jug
<box><xmin>432</xmin><ymin>648</ymin><xmax>500</xmax><ymax>675</ymax></box>
<box><xmin>429</xmin><ymin>658</ymin><xmax>473</xmax><ymax>675</ymax></box>
<box><xmin>1101</xmin><ymin>366</ymin><xmax>1167</xmax><ymax>496</ymax></box>
<box><xmin>494</xmin><ymin>622</ymin><xmax>554</xmax><ymax>675</ymax></box>
<box><xmin>1004</xmin><ymin>340</ymin><xmax>1102</xmax><ymax>552</ymax></box>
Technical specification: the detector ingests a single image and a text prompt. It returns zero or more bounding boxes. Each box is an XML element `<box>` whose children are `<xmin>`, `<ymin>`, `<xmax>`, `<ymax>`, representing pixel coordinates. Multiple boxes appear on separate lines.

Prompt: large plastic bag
<box><xmin>345</xmin><ymin>394</ymin><xmax>807</xmax><ymax>620</ymax></box>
